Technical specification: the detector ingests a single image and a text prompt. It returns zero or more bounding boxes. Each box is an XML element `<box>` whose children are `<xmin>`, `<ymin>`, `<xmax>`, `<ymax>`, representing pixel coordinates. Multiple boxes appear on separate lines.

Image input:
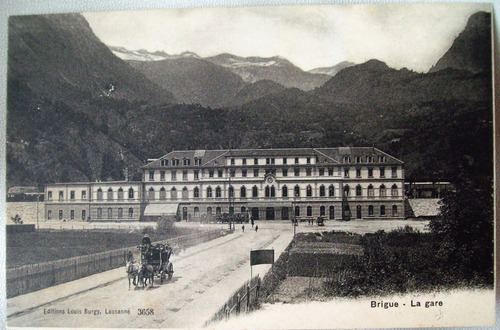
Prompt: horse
<box><xmin>125</xmin><ymin>261</ymin><xmax>140</xmax><ymax>289</ymax></box>
<box><xmin>138</xmin><ymin>263</ymin><xmax>154</xmax><ymax>288</ymax></box>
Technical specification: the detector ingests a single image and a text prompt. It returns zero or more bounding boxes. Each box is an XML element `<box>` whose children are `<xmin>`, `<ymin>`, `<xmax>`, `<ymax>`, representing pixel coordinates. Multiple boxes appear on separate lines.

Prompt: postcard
<box><xmin>3</xmin><ymin>2</ymin><xmax>496</xmax><ymax>329</ymax></box>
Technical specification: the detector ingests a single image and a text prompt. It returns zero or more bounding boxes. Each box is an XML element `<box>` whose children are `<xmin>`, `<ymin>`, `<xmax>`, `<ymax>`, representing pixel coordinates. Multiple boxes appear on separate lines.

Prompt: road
<box><xmin>7</xmin><ymin>219</ymin><xmax>428</xmax><ymax>328</ymax></box>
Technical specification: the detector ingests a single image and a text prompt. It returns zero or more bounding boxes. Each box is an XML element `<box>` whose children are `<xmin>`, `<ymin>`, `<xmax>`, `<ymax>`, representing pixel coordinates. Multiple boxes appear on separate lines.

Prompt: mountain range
<box><xmin>7</xmin><ymin>11</ymin><xmax>492</xmax><ymax>187</ymax></box>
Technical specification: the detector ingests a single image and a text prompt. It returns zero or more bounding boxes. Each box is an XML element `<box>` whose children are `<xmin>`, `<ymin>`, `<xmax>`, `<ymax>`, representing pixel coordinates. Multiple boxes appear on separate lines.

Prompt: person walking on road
<box><xmin>242</xmin><ymin>225</ymin><xmax>245</xmax><ymax>232</ymax></box>
<box><xmin>255</xmin><ymin>225</ymin><xmax>258</xmax><ymax>232</ymax></box>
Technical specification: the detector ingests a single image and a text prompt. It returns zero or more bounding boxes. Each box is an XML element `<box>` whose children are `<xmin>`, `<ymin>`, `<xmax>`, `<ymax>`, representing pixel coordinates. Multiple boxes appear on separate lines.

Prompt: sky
<box><xmin>82</xmin><ymin>3</ymin><xmax>491</xmax><ymax>72</ymax></box>
<box><xmin>82</xmin><ymin>4</ymin><xmax>491</xmax><ymax>72</ymax></box>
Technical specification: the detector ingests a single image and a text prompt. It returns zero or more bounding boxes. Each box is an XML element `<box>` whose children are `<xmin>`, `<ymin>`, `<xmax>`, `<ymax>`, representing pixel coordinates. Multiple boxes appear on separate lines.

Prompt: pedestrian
<box><xmin>251</xmin><ymin>217</ymin><xmax>254</xmax><ymax>228</ymax></box>
<box><xmin>242</xmin><ymin>225</ymin><xmax>245</xmax><ymax>232</ymax></box>
<box><xmin>255</xmin><ymin>225</ymin><xmax>258</xmax><ymax>232</ymax></box>
<box><xmin>127</xmin><ymin>250</ymin><xmax>133</xmax><ymax>261</ymax></box>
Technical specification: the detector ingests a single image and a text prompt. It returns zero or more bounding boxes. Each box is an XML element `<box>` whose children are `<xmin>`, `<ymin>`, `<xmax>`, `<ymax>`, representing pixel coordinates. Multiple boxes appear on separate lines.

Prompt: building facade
<box><xmin>44</xmin><ymin>147</ymin><xmax>405</xmax><ymax>222</ymax></box>
<box><xmin>44</xmin><ymin>181</ymin><xmax>144</xmax><ymax>222</ymax></box>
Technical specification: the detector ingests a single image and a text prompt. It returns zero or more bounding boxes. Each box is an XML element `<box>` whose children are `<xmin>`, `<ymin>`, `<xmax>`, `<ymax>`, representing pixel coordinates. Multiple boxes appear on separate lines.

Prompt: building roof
<box><xmin>142</xmin><ymin>147</ymin><xmax>404</xmax><ymax>169</ymax></box>
<box><xmin>8</xmin><ymin>186</ymin><xmax>40</xmax><ymax>194</ymax></box>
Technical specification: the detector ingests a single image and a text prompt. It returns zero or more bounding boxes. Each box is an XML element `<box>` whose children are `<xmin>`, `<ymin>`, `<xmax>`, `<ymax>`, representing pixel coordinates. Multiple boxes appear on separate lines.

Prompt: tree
<box><xmin>428</xmin><ymin>183</ymin><xmax>493</xmax><ymax>284</ymax></box>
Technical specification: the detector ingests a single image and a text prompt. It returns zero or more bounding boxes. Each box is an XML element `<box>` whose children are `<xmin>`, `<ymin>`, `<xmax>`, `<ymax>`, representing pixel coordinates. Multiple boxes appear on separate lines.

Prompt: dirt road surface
<box><xmin>7</xmin><ymin>219</ymin><xmax>428</xmax><ymax>328</ymax></box>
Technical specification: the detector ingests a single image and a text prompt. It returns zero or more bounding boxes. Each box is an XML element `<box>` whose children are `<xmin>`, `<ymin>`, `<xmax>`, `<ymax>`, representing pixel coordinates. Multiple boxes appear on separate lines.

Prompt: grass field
<box><xmin>6</xmin><ymin>228</ymin><xmax>194</xmax><ymax>268</ymax></box>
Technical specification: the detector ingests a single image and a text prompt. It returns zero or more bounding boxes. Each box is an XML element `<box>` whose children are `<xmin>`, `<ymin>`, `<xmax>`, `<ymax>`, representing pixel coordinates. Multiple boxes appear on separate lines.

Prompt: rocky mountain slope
<box><xmin>7</xmin><ymin>13</ymin><xmax>175</xmax><ymax>185</ymax></box>
<box><xmin>6</xmin><ymin>11</ymin><xmax>493</xmax><ymax>186</ymax></box>
<box><xmin>429</xmin><ymin>11</ymin><xmax>491</xmax><ymax>74</ymax></box>
<box><xmin>205</xmin><ymin>53</ymin><xmax>330</xmax><ymax>90</ymax></box>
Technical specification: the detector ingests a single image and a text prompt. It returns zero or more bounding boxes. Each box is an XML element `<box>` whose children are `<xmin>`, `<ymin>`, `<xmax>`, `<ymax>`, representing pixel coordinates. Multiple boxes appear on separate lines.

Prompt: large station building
<box><xmin>44</xmin><ymin>147</ymin><xmax>405</xmax><ymax>222</ymax></box>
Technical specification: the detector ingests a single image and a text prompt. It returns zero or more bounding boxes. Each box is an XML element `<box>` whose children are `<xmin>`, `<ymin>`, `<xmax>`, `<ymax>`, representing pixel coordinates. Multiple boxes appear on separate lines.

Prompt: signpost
<box><xmin>250</xmin><ymin>249</ymin><xmax>274</xmax><ymax>278</ymax></box>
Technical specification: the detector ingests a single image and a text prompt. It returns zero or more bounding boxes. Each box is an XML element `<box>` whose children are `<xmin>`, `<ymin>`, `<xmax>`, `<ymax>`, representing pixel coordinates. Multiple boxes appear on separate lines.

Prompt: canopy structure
<box><xmin>144</xmin><ymin>203</ymin><xmax>179</xmax><ymax>216</ymax></box>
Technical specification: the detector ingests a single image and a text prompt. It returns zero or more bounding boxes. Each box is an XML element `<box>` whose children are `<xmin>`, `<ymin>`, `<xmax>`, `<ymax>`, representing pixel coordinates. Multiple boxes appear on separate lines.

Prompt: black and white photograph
<box><xmin>2</xmin><ymin>1</ymin><xmax>496</xmax><ymax>328</ymax></box>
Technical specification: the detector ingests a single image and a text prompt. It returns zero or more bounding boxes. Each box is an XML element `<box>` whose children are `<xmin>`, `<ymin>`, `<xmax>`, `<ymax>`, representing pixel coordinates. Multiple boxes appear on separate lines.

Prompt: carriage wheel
<box><xmin>167</xmin><ymin>262</ymin><xmax>173</xmax><ymax>280</ymax></box>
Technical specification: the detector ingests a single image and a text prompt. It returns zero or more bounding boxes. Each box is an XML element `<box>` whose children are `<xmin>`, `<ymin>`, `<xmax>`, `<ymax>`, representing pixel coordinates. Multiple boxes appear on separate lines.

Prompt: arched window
<box><xmin>148</xmin><ymin>187</ymin><xmax>155</xmax><ymax>200</ymax></box>
<box><xmin>306</xmin><ymin>185</ymin><xmax>312</xmax><ymax>197</ymax></box>
<box><xmin>240</xmin><ymin>186</ymin><xmax>247</xmax><ymax>198</ymax></box>
<box><xmin>380</xmin><ymin>185</ymin><xmax>386</xmax><ymax>197</ymax></box>
<box><xmin>368</xmin><ymin>205</ymin><xmax>374</xmax><ymax>216</ymax></box>
<box><xmin>128</xmin><ymin>207</ymin><xmax>134</xmax><ymax>218</ymax></box>
<box><xmin>117</xmin><ymin>188</ymin><xmax>124</xmax><ymax>200</ymax></box>
<box><xmin>182</xmin><ymin>187</ymin><xmax>188</xmax><ymax>200</ymax></box>
<box><xmin>271</xmin><ymin>186</ymin><xmax>276</xmax><ymax>197</ymax></box>
<box><xmin>194</xmin><ymin>187</ymin><xmax>199</xmax><ymax>198</ymax></box>
<box><xmin>215</xmin><ymin>186</ymin><xmax>222</xmax><ymax>198</ymax></box>
<box><xmin>282</xmin><ymin>185</ymin><xmax>288</xmax><ymax>197</ymax></box>
<box><xmin>392</xmin><ymin>205</ymin><xmax>398</xmax><ymax>216</ymax></box>
<box><xmin>294</xmin><ymin>185</ymin><xmax>300</xmax><ymax>197</ymax></box>
<box><xmin>216</xmin><ymin>207</ymin><xmax>222</xmax><ymax>215</ymax></box>
<box><xmin>380</xmin><ymin>205</ymin><xmax>386</xmax><ymax>216</ymax></box>
<box><xmin>356</xmin><ymin>185</ymin><xmax>362</xmax><ymax>197</ymax></box>
<box><xmin>118</xmin><ymin>208</ymin><xmax>123</xmax><ymax>218</ymax></box>
<box><xmin>391</xmin><ymin>184</ymin><xmax>398</xmax><ymax>196</ymax></box>
<box><xmin>160</xmin><ymin>187</ymin><xmax>166</xmax><ymax>200</ymax></box>
<box><xmin>329</xmin><ymin>185</ymin><xmax>335</xmax><ymax>197</ymax></box>
<box><xmin>252</xmin><ymin>186</ymin><xmax>258</xmax><ymax>198</ymax></box>
<box><xmin>171</xmin><ymin>187</ymin><xmax>177</xmax><ymax>200</ymax></box>
<box><xmin>356</xmin><ymin>205</ymin><xmax>361</xmax><ymax>219</ymax></box>
<box><xmin>295</xmin><ymin>206</ymin><xmax>300</xmax><ymax>217</ymax></box>
<box><xmin>320</xmin><ymin>206</ymin><xmax>326</xmax><ymax>216</ymax></box>
<box><xmin>307</xmin><ymin>206</ymin><xmax>312</xmax><ymax>216</ymax></box>
<box><xmin>107</xmin><ymin>188</ymin><xmax>113</xmax><ymax>200</ymax></box>
<box><xmin>229</xmin><ymin>186</ymin><xmax>234</xmax><ymax>198</ymax></box>
<box><xmin>207</xmin><ymin>187</ymin><xmax>212</xmax><ymax>198</ymax></box>
<box><xmin>344</xmin><ymin>185</ymin><xmax>350</xmax><ymax>196</ymax></box>
<box><xmin>265</xmin><ymin>186</ymin><xmax>270</xmax><ymax>197</ymax></box>
<box><xmin>207</xmin><ymin>207</ymin><xmax>212</xmax><ymax>215</ymax></box>
<box><xmin>97</xmin><ymin>188</ymin><xmax>103</xmax><ymax>201</ymax></box>
<box><xmin>329</xmin><ymin>206</ymin><xmax>334</xmax><ymax>219</ymax></box>
<box><xmin>367</xmin><ymin>185</ymin><xmax>374</xmax><ymax>197</ymax></box>
<box><xmin>194</xmin><ymin>207</ymin><xmax>199</xmax><ymax>217</ymax></box>
<box><xmin>128</xmin><ymin>188</ymin><xmax>134</xmax><ymax>199</ymax></box>
<box><xmin>107</xmin><ymin>208</ymin><xmax>113</xmax><ymax>218</ymax></box>
<box><xmin>319</xmin><ymin>185</ymin><xmax>325</xmax><ymax>197</ymax></box>
<box><xmin>97</xmin><ymin>208</ymin><xmax>102</xmax><ymax>218</ymax></box>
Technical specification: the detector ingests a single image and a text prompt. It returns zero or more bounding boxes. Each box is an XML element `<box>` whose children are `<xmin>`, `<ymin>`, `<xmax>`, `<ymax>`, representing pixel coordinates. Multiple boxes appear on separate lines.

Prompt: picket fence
<box><xmin>205</xmin><ymin>275</ymin><xmax>261</xmax><ymax>326</ymax></box>
<box><xmin>7</xmin><ymin>229</ymin><xmax>225</xmax><ymax>298</ymax></box>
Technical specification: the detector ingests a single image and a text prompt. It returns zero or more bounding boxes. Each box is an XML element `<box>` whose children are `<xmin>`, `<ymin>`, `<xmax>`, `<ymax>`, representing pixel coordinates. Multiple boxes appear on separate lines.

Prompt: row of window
<box><xmin>190</xmin><ymin>204</ymin><xmax>399</xmax><ymax>219</ymax></box>
<box><xmin>148</xmin><ymin>166</ymin><xmax>398</xmax><ymax>181</ymax></box>
<box><xmin>146</xmin><ymin>184</ymin><xmax>400</xmax><ymax>200</ymax></box>
<box><xmin>159</xmin><ymin>155</ymin><xmax>389</xmax><ymax>168</ymax></box>
<box><xmin>342</xmin><ymin>155</ymin><xmax>387</xmax><ymax>164</ymax></box>
<box><xmin>47</xmin><ymin>188</ymin><xmax>136</xmax><ymax>201</ymax></box>
<box><xmin>47</xmin><ymin>207</ymin><xmax>135</xmax><ymax>220</ymax></box>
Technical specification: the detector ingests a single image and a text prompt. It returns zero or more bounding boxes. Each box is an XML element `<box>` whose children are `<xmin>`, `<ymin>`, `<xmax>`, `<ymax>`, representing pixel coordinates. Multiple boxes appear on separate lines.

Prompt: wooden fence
<box><xmin>205</xmin><ymin>275</ymin><xmax>261</xmax><ymax>326</ymax></box>
<box><xmin>7</xmin><ymin>229</ymin><xmax>225</xmax><ymax>298</ymax></box>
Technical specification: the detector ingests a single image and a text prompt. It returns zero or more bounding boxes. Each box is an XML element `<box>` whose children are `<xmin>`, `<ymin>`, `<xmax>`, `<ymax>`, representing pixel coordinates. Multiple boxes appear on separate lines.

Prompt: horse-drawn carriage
<box><xmin>126</xmin><ymin>236</ymin><xmax>174</xmax><ymax>288</ymax></box>
<box><xmin>139</xmin><ymin>242</ymin><xmax>174</xmax><ymax>283</ymax></box>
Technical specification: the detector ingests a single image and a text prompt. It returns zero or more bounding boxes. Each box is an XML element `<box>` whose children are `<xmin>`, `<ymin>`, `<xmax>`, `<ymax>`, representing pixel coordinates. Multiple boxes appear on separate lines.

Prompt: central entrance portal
<box><xmin>266</xmin><ymin>207</ymin><xmax>275</xmax><ymax>220</ymax></box>
<box><xmin>251</xmin><ymin>207</ymin><xmax>259</xmax><ymax>220</ymax></box>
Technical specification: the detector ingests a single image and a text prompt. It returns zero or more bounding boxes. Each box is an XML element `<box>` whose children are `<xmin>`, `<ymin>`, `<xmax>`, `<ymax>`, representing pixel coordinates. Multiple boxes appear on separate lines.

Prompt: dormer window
<box><xmin>172</xmin><ymin>158</ymin><xmax>179</xmax><ymax>166</ymax></box>
<box><xmin>367</xmin><ymin>156</ymin><xmax>373</xmax><ymax>163</ymax></box>
<box><xmin>355</xmin><ymin>156</ymin><xmax>362</xmax><ymax>163</ymax></box>
<box><xmin>231</xmin><ymin>158</ymin><xmax>235</xmax><ymax>165</ymax></box>
<box><xmin>378</xmin><ymin>156</ymin><xmax>386</xmax><ymax>163</ymax></box>
<box><xmin>343</xmin><ymin>155</ymin><xmax>350</xmax><ymax>163</ymax></box>
<box><xmin>161</xmin><ymin>159</ymin><xmax>168</xmax><ymax>166</ymax></box>
<box><xmin>183</xmin><ymin>158</ymin><xmax>190</xmax><ymax>166</ymax></box>
<box><xmin>194</xmin><ymin>158</ymin><xmax>202</xmax><ymax>166</ymax></box>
